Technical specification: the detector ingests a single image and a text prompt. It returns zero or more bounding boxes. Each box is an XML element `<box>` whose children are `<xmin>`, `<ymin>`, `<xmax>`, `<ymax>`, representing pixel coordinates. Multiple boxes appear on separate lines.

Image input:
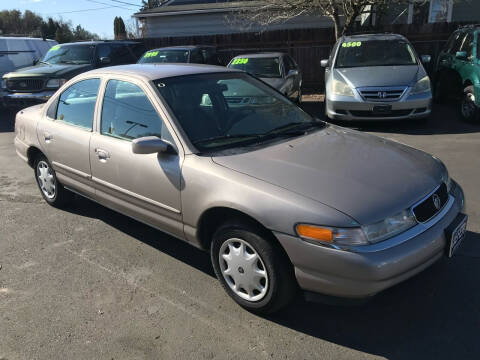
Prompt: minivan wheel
<box><xmin>211</xmin><ymin>220</ymin><xmax>297</xmax><ymax>314</ymax></box>
<box><xmin>459</xmin><ymin>86</ymin><xmax>479</xmax><ymax>123</ymax></box>
<box><xmin>34</xmin><ymin>155</ymin><xmax>72</xmax><ymax>207</ymax></box>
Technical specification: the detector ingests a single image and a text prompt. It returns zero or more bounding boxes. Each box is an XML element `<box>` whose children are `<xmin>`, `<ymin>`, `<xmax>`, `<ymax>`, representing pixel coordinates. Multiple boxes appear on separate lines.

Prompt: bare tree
<box><xmin>233</xmin><ymin>0</ymin><xmax>425</xmax><ymax>39</ymax></box>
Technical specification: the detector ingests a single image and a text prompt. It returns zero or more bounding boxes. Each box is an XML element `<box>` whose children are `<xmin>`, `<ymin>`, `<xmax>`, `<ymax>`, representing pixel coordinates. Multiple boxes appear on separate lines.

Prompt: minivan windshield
<box><xmin>228</xmin><ymin>57</ymin><xmax>282</xmax><ymax>78</ymax></box>
<box><xmin>336</xmin><ymin>40</ymin><xmax>418</xmax><ymax>68</ymax></box>
<box><xmin>138</xmin><ymin>49</ymin><xmax>190</xmax><ymax>63</ymax></box>
<box><xmin>155</xmin><ymin>73</ymin><xmax>320</xmax><ymax>151</ymax></box>
<box><xmin>43</xmin><ymin>44</ymin><xmax>94</xmax><ymax>65</ymax></box>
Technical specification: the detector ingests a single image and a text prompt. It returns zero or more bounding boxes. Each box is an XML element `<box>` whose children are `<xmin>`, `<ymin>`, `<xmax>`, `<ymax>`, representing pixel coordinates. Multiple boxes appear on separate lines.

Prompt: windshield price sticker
<box><xmin>144</xmin><ymin>51</ymin><xmax>159</xmax><ymax>58</ymax></box>
<box><xmin>50</xmin><ymin>45</ymin><xmax>61</xmax><ymax>51</ymax></box>
<box><xmin>232</xmin><ymin>58</ymin><xmax>249</xmax><ymax>65</ymax></box>
<box><xmin>342</xmin><ymin>42</ymin><xmax>362</xmax><ymax>48</ymax></box>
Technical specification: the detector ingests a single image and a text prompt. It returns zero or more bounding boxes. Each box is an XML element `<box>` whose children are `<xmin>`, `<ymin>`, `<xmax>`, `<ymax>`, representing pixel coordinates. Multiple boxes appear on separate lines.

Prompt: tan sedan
<box><xmin>14</xmin><ymin>64</ymin><xmax>467</xmax><ymax>313</ymax></box>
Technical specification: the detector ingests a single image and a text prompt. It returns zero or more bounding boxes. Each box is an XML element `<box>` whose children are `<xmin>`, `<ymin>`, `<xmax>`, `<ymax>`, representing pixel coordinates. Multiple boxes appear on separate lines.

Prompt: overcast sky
<box><xmin>1</xmin><ymin>0</ymin><xmax>144</xmax><ymax>39</ymax></box>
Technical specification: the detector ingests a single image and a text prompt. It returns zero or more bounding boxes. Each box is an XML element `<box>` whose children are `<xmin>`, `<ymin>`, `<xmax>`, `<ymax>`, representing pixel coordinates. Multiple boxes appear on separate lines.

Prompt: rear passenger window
<box><xmin>101</xmin><ymin>79</ymin><xmax>172</xmax><ymax>142</ymax></box>
<box><xmin>56</xmin><ymin>78</ymin><xmax>100</xmax><ymax>130</ymax></box>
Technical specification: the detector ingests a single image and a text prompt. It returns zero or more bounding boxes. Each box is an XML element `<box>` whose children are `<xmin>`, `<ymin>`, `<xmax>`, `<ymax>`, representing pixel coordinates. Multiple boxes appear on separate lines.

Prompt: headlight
<box><xmin>410</xmin><ymin>76</ymin><xmax>431</xmax><ymax>95</ymax></box>
<box><xmin>362</xmin><ymin>210</ymin><xmax>416</xmax><ymax>244</ymax></box>
<box><xmin>297</xmin><ymin>210</ymin><xmax>417</xmax><ymax>247</ymax></box>
<box><xmin>331</xmin><ymin>78</ymin><xmax>354</xmax><ymax>97</ymax></box>
<box><xmin>45</xmin><ymin>78</ymin><xmax>67</xmax><ymax>89</ymax></box>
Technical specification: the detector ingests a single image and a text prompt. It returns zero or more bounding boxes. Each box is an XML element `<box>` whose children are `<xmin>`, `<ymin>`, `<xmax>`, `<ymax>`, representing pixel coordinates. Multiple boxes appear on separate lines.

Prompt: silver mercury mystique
<box><xmin>14</xmin><ymin>64</ymin><xmax>467</xmax><ymax>313</ymax></box>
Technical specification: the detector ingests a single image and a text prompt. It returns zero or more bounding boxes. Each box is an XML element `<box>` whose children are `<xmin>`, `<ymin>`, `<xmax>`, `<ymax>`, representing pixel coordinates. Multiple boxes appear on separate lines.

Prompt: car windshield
<box><xmin>336</xmin><ymin>40</ymin><xmax>418</xmax><ymax>68</ymax></box>
<box><xmin>138</xmin><ymin>49</ymin><xmax>190</xmax><ymax>63</ymax></box>
<box><xmin>228</xmin><ymin>57</ymin><xmax>282</xmax><ymax>78</ymax></box>
<box><xmin>42</xmin><ymin>44</ymin><xmax>94</xmax><ymax>65</ymax></box>
<box><xmin>154</xmin><ymin>73</ymin><xmax>320</xmax><ymax>152</ymax></box>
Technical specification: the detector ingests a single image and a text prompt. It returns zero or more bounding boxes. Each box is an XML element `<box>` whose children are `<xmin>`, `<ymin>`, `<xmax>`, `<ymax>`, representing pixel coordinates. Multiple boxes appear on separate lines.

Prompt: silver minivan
<box><xmin>0</xmin><ymin>37</ymin><xmax>57</xmax><ymax>106</ymax></box>
<box><xmin>321</xmin><ymin>34</ymin><xmax>432</xmax><ymax>121</ymax></box>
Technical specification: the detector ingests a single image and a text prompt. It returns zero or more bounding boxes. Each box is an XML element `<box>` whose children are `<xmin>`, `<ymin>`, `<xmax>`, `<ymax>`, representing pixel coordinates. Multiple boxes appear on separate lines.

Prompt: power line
<box><xmin>47</xmin><ymin>6</ymin><xmax>119</xmax><ymax>15</ymax></box>
<box><xmin>85</xmin><ymin>0</ymin><xmax>137</xmax><ymax>10</ymax></box>
<box><xmin>104</xmin><ymin>0</ymin><xmax>142</xmax><ymax>7</ymax></box>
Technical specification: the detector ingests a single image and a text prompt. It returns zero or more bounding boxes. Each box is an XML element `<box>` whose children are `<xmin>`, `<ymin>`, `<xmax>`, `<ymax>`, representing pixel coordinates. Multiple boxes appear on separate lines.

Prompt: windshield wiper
<box><xmin>193</xmin><ymin>134</ymin><xmax>261</xmax><ymax>146</ymax></box>
<box><xmin>263</xmin><ymin>120</ymin><xmax>325</xmax><ymax>137</ymax></box>
<box><xmin>193</xmin><ymin>121</ymin><xmax>326</xmax><ymax>148</ymax></box>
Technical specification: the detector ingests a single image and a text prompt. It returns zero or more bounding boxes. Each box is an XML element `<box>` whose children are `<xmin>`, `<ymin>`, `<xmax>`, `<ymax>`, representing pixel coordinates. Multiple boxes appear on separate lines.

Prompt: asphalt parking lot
<box><xmin>1</xmin><ymin>102</ymin><xmax>479</xmax><ymax>360</ymax></box>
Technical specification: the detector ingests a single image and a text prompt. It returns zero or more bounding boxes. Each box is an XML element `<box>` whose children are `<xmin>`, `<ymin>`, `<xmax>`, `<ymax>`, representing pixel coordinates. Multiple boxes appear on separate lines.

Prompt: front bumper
<box><xmin>3</xmin><ymin>90</ymin><xmax>55</xmax><ymax>108</ymax></box>
<box><xmin>275</xmin><ymin>182</ymin><xmax>465</xmax><ymax>299</ymax></box>
<box><xmin>326</xmin><ymin>92</ymin><xmax>432</xmax><ymax>121</ymax></box>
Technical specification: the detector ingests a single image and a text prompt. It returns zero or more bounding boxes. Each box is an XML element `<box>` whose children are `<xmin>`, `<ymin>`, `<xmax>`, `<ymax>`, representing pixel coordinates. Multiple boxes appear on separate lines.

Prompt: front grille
<box><xmin>413</xmin><ymin>183</ymin><xmax>449</xmax><ymax>223</ymax></box>
<box><xmin>349</xmin><ymin>109</ymin><xmax>413</xmax><ymax>118</ymax></box>
<box><xmin>6</xmin><ymin>78</ymin><xmax>45</xmax><ymax>92</ymax></box>
<box><xmin>357</xmin><ymin>87</ymin><xmax>407</xmax><ymax>102</ymax></box>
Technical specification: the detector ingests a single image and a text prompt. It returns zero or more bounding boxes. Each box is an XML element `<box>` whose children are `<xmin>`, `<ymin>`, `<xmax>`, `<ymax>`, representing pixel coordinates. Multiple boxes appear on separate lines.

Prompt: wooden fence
<box><xmin>142</xmin><ymin>22</ymin><xmax>474</xmax><ymax>91</ymax></box>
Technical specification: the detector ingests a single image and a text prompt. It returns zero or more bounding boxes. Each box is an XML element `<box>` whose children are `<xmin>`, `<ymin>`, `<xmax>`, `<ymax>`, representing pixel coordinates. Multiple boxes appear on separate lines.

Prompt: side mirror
<box><xmin>99</xmin><ymin>56</ymin><xmax>111</xmax><ymax>65</ymax></box>
<box><xmin>420</xmin><ymin>55</ymin><xmax>431</xmax><ymax>64</ymax></box>
<box><xmin>456</xmin><ymin>51</ymin><xmax>467</xmax><ymax>60</ymax></box>
<box><xmin>287</xmin><ymin>69</ymin><xmax>299</xmax><ymax>77</ymax></box>
<box><xmin>320</xmin><ymin>59</ymin><xmax>329</xmax><ymax>68</ymax></box>
<box><xmin>132</xmin><ymin>136</ymin><xmax>176</xmax><ymax>155</ymax></box>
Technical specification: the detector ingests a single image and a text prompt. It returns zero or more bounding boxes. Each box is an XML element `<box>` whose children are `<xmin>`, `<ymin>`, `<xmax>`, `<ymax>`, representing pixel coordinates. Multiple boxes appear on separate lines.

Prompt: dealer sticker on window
<box><xmin>342</xmin><ymin>42</ymin><xmax>362</xmax><ymax>48</ymax></box>
<box><xmin>232</xmin><ymin>58</ymin><xmax>249</xmax><ymax>65</ymax></box>
<box><xmin>143</xmin><ymin>51</ymin><xmax>159</xmax><ymax>58</ymax></box>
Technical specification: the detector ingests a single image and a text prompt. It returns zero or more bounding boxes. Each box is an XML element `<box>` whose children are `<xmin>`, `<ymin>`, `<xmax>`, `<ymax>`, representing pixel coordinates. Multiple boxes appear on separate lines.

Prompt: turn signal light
<box><xmin>296</xmin><ymin>224</ymin><xmax>333</xmax><ymax>242</ymax></box>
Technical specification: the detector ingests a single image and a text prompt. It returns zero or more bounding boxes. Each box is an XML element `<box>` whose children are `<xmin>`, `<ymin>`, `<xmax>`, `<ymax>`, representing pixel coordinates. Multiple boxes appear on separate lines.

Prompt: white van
<box><xmin>0</xmin><ymin>37</ymin><xmax>57</xmax><ymax>94</ymax></box>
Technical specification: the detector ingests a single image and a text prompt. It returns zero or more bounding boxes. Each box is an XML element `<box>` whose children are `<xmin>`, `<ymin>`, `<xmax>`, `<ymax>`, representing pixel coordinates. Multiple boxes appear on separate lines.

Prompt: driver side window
<box><xmin>101</xmin><ymin>79</ymin><xmax>174</xmax><ymax>143</ymax></box>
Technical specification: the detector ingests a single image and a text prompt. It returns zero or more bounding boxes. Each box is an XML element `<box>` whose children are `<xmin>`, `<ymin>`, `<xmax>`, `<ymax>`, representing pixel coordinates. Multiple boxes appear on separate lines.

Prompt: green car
<box><xmin>434</xmin><ymin>25</ymin><xmax>480</xmax><ymax>122</ymax></box>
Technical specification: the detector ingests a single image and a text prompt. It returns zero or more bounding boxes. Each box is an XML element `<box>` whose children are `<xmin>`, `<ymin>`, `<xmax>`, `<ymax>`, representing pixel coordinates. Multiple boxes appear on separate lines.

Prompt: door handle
<box><xmin>95</xmin><ymin>148</ymin><xmax>110</xmax><ymax>160</ymax></box>
<box><xmin>44</xmin><ymin>132</ymin><xmax>53</xmax><ymax>142</ymax></box>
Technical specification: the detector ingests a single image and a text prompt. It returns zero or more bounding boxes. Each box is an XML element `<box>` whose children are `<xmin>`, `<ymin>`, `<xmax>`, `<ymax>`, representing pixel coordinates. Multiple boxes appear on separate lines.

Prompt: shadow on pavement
<box><xmin>65</xmin><ymin>195</ymin><xmax>216</xmax><ymax>278</ymax></box>
<box><xmin>301</xmin><ymin>100</ymin><xmax>480</xmax><ymax>136</ymax></box>
<box><xmin>65</xmin><ymin>195</ymin><xmax>479</xmax><ymax>360</ymax></box>
<box><xmin>0</xmin><ymin>108</ymin><xmax>15</xmax><ymax>133</ymax></box>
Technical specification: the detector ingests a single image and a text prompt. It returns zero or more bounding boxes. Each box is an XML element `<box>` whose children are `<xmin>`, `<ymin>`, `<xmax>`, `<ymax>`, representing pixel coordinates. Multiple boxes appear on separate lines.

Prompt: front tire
<box><xmin>34</xmin><ymin>154</ymin><xmax>72</xmax><ymax>207</ymax></box>
<box><xmin>459</xmin><ymin>86</ymin><xmax>479</xmax><ymax>123</ymax></box>
<box><xmin>211</xmin><ymin>220</ymin><xmax>297</xmax><ymax>314</ymax></box>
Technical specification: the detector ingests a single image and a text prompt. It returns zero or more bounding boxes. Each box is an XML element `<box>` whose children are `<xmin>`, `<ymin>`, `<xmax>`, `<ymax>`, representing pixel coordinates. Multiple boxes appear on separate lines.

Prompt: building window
<box><xmin>428</xmin><ymin>0</ymin><xmax>453</xmax><ymax>23</ymax></box>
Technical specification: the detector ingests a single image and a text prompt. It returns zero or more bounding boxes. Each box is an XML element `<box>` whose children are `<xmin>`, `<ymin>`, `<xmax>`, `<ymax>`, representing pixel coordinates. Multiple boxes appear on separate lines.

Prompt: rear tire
<box><xmin>459</xmin><ymin>86</ymin><xmax>479</xmax><ymax>123</ymax></box>
<box><xmin>210</xmin><ymin>220</ymin><xmax>297</xmax><ymax>314</ymax></box>
<box><xmin>34</xmin><ymin>154</ymin><xmax>72</xmax><ymax>207</ymax></box>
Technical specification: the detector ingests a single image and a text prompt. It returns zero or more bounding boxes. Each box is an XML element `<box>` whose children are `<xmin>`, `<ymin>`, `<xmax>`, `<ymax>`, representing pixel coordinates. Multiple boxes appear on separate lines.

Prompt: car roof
<box><xmin>148</xmin><ymin>45</ymin><xmax>216</xmax><ymax>51</ymax></box>
<box><xmin>86</xmin><ymin>63</ymin><xmax>239</xmax><ymax>80</ymax></box>
<box><xmin>0</xmin><ymin>37</ymin><xmax>56</xmax><ymax>41</ymax></box>
<box><xmin>232</xmin><ymin>52</ymin><xmax>285</xmax><ymax>59</ymax></box>
<box><xmin>341</xmin><ymin>33</ymin><xmax>408</xmax><ymax>42</ymax></box>
<box><xmin>59</xmin><ymin>40</ymin><xmax>141</xmax><ymax>46</ymax></box>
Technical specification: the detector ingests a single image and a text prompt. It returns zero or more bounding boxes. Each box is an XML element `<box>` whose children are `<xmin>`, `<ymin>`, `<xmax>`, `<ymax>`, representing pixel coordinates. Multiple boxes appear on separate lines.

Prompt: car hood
<box><xmin>335</xmin><ymin>65</ymin><xmax>420</xmax><ymax>88</ymax></box>
<box><xmin>260</xmin><ymin>77</ymin><xmax>285</xmax><ymax>90</ymax></box>
<box><xmin>3</xmin><ymin>63</ymin><xmax>94</xmax><ymax>79</ymax></box>
<box><xmin>212</xmin><ymin>125</ymin><xmax>443</xmax><ymax>225</ymax></box>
